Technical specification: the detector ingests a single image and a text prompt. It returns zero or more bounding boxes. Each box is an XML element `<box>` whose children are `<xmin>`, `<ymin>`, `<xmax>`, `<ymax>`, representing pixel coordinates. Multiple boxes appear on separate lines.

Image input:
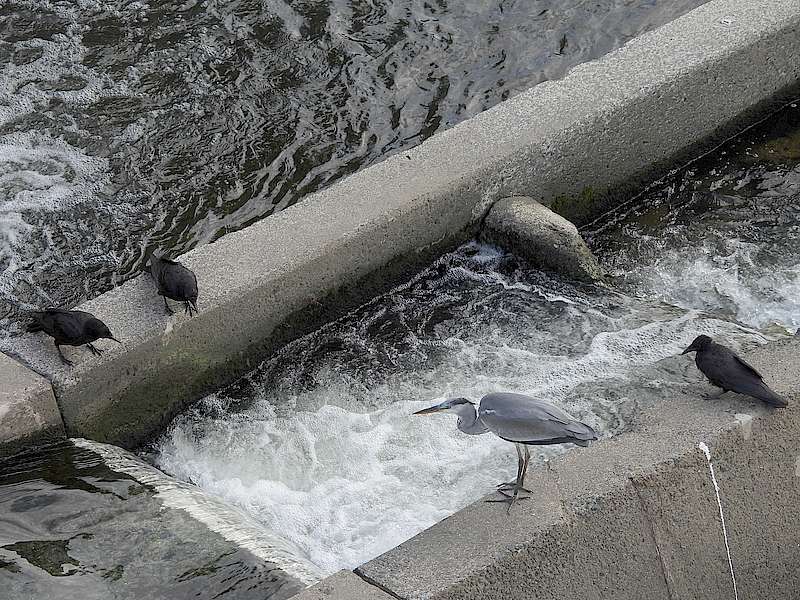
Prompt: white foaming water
<box><xmin>643</xmin><ymin>239</ymin><xmax>800</xmax><ymax>333</ymax></box>
<box><xmin>153</xmin><ymin>244</ymin><xmax>779</xmax><ymax>577</ymax></box>
<box><xmin>0</xmin><ymin>1</ymin><xmax>135</xmax><ymax>312</ymax></box>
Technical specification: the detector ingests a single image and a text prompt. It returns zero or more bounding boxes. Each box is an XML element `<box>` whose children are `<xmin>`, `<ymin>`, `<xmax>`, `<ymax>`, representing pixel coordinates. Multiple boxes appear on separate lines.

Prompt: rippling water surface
<box><xmin>3</xmin><ymin>104</ymin><xmax>799</xmax><ymax>593</ymax></box>
<box><xmin>0</xmin><ymin>441</ymin><xmax>304</xmax><ymax>599</ymax></box>
<box><xmin>0</xmin><ymin>0</ymin><xmax>708</xmax><ymax>330</ymax></box>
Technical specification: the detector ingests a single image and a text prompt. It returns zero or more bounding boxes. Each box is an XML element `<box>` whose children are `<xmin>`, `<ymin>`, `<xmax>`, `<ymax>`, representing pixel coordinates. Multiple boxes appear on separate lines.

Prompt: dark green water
<box><xmin>0</xmin><ymin>441</ymin><xmax>303</xmax><ymax>599</ymax></box>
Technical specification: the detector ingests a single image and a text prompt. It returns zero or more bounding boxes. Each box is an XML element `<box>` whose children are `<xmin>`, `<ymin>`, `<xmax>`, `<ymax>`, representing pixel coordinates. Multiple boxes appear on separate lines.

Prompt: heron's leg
<box><xmin>55</xmin><ymin>343</ymin><xmax>73</xmax><ymax>366</ymax></box>
<box><xmin>496</xmin><ymin>444</ymin><xmax>532</xmax><ymax>496</ymax></box>
<box><xmin>86</xmin><ymin>343</ymin><xmax>102</xmax><ymax>356</ymax></box>
<box><xmin>519</xmin><ymin>445</ymin><xmax>531</xmax><ymax>488</ymax></box>
<box><xmin>163</xmin><ymin>295</ymin><xmax>174</xmax><ymax>315</ymax></box>
<box><xmin>497</xmin><ymin>444</ymin><xmax>524</xmax><ymax>491</ymax></box>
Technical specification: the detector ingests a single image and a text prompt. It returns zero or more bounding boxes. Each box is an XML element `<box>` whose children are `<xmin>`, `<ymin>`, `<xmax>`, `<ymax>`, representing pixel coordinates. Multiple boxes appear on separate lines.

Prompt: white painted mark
<box><xmin>72</xmin><ymin>438</ymin><xmax>321</xmax><ymax>585</ymax></box>
<box><xmin>734</xmin><ymin>414</ymin><xmax>752</xmax><ymax>441</ymax></box>
<box><xmin>698</xmin><ymin>442</ymin><xmax>738</xmax><ymax>600</ymax></box>
<box><xmin>795</xmin><ymin>456</ymin><xmax>800</xmax><ymax>477</ymax></box>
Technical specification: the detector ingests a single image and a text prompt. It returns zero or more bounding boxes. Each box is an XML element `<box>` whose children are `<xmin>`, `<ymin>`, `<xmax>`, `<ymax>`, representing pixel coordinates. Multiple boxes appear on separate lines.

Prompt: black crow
<box><xmin>682</xmin><ymin>335</ymin><xmax>788</xmax><ymax>407</ymax></box>
<box><xmin>27</xmin><ymin>309</ymin><xmax>120</xmax><ymax>366</ymax></box>
<box><xmin>149</xmin><ymin>254</ymin><xmax>198</xmax><ymax>317</ymax></box>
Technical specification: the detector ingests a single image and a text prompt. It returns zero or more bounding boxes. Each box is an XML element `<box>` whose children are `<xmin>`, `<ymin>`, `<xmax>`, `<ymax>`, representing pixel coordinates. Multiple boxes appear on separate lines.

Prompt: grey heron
<box><xmin>414</xmin><ymin>392</ymin><xmax>597</xmax><ymax>509</ymax></box>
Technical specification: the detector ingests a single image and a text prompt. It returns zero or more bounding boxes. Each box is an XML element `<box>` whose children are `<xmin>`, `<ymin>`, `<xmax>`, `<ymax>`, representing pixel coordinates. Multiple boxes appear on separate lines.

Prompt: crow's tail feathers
<box><xmin>755</xmin><ymin>383</ymin><xmax>789</xmax><ymax>408</ymax></box>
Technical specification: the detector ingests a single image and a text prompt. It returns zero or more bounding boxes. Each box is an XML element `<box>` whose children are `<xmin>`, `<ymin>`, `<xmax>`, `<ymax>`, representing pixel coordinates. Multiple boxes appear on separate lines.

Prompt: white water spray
<box><xmin>697</xmin><ymin>442</ymin><xmax>738</xmax><ymax>600</ymax></box>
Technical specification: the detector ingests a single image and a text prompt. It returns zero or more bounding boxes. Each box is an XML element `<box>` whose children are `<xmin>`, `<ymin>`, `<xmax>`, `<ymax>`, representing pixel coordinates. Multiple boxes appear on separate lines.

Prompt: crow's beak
<box><xmin>413</xmin><ymin>404</ymin><xmax>446</xmax><ymax>415</ymax></box>
<box><xmin>681</xmin><ymin>344</ymin><xmax>695</xmax><ymax>355</ymax></box>
<box><xmin>108</xmin><ymin>336</ymin><xmax>122</xmax><ymax>344</ymax></box>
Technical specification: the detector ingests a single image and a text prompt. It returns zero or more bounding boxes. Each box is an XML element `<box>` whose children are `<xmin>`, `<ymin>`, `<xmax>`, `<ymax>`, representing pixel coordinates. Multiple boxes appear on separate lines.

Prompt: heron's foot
<box><xmin>87</xmin><ymin>343</ymin><xmax>103</xmax><ymax>356</ymax></box>
<box><xmin>496</xmin><ymin>480</ymin><xmax>531</xmax><ymax>494</ymax></box>
<box><xmin>486</xmin><ymin>489</ymin><xmax>530</xmax><ymax>514</ymax></box>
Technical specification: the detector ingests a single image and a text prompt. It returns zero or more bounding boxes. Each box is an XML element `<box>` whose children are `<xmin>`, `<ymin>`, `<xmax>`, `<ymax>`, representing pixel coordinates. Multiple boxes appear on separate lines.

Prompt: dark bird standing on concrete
<box><xmin>149</xmin><ymin>255</ymin><xmax>198</xmax><ymax>317</ymax></box>
<box><xmin>682</xmin><ymin>334</ymin><xmax>788</xmax><ymax>407</ymax></box>
<box><xmin>27</xmin><ymin>309</ymin><xmax>120</xmax><ymax>366</ymax></box>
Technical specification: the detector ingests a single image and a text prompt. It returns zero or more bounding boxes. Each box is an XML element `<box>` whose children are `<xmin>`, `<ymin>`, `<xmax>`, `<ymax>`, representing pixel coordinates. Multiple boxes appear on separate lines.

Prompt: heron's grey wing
<box><xmin>478</xmin><ymin>392</ymin><xmax>595</xmax><ymax>444</ymax></box>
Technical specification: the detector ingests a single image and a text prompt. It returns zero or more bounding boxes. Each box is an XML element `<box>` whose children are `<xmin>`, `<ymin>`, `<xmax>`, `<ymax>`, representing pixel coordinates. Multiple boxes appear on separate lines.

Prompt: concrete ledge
<box><xmin>291</xmin><ymin>571</ymin><xmax>394</xmax><ymax>600</ymax></box>
<box><xmin>355</xmin><ymin>339</ymin><xmax>800</xmax><ymax>599</ymax></box>
<box><xmin>6</xmin><ymin>0</ymin><xmax>800</xmax><ymax>447</ymax></box>
<box><xmin>0</xmin><ymin>352</ymin><xmax>64</xmax><ymax>456</ymax></box>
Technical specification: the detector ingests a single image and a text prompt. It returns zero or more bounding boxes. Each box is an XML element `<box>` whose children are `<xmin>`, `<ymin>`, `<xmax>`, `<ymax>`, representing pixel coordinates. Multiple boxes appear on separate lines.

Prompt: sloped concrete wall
<box><xmin>2</xmin><ymin>0</ymin><xmax>799</xmax><ymax>451</ymax></box>
<box><xmin>352</xmin><ymin>339</ymin><xmax>800</xmax><ymax>599</ymax></box>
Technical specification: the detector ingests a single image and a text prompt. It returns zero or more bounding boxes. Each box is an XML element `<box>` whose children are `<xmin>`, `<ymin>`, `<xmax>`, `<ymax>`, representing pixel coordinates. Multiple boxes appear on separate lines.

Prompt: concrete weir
<box><xmin>2</xmin><ymin>0</ymin><xmax>799</xmax><ymax>450</ymax></box>
<box><xmin>352</xmin><ymin>339</ymin><xmax>800</xmax><ymax>599</ymax></box>
<box><xmin>0</xmin><ymin>0</ymin><xmax>799</xmax><ymax>595</ymax></box>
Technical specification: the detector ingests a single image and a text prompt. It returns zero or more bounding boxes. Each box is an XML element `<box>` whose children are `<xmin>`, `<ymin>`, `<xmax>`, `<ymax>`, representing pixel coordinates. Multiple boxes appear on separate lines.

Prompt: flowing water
<box><xmin>0</xmin><ymin>441</ymin><xmax>306</xmax><ymax>600</ymax></box>
<box><xmin>0</xmin><ymin>2</ymin><xmax>798</xmax><ymax>596</ymax></box>
<box><xmin>149</xmin><ymin>103</ymin><xmax>800</xmax><ymax>579</ymax></box>
<box><xmin>1</xmin><ymin>103</ymin><xmax>798</xmax><ymax>593</ymax></box>
<box><xmin>0</xmin><ymin>0</ymin><xmax>709</xmax><ymax>333</ymax></box>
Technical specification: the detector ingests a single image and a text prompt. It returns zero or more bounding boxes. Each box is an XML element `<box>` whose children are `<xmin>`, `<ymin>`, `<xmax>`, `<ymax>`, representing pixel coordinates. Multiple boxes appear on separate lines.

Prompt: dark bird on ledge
<box><xmin>27</xmin><ymin>309</ymin><xmax>120</xmax><ymax>366</ymax></box>
<box><xmin>682</xmin><ymin>334</ymin><xmax>788</xmax><ymax>408</ymax></box>
<box><xmin>149</xmin><ymin>254</ymin><xmax>199</xmax><ymax>317</ymax></box>
<box><xmin>414</xmin><ymin>392</ymin><xmax>597</xmax><ymax>511</ymax></box>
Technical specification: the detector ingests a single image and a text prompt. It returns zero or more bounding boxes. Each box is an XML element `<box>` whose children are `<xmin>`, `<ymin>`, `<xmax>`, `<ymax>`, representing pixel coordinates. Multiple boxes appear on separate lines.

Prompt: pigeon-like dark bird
<box><xmin>149</xmin><ymin>254</ymin><xmax>198</xmax><ymax>316</ymax></box>
<box><xmin>27</xmin><ymin>309</ymin><xmax>121</xmax><ymax>366</ymax></box>
<box><xmin>682</xmin><ymin>334</ymin><xmax>788</xmax><ymax>407</ymax></box>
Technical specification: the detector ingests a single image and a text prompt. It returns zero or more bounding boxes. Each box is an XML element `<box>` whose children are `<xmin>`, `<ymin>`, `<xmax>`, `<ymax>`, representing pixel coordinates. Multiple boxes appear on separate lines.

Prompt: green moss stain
<box><xmin>101</xmin><ymin>564</ymin><xmax>125</xmax><ymax>581</ymax></box>
<box><xmin>0</xmin><ymin>558</ymin><xmax>21</xmax><ymax>573</ymax></box>
<box><xmin>549</xmin><ymin>186</ymin><xmax>598</xmax><ymax>221</ymax></box>
<box><xmin>2</xmin><ymin>539</ymin><xmax>80</xmax><ymax>576</ymax></box>
<box><xmin>755</xmin><ymin>129</ymin><xmax>800</xmax><ymax>161</ymax></box>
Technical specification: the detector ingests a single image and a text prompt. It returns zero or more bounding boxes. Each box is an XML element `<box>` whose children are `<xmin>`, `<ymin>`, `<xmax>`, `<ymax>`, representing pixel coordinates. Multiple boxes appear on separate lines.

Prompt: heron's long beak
<box><xmin>681</xmin><ymin>344</ymin><xmax>695</xmax><ymax>355</ymax></box>
<box><xmin>413</xmin><ymin>403</ymin><xmax>446</xmax><ymax>415</ymax></box>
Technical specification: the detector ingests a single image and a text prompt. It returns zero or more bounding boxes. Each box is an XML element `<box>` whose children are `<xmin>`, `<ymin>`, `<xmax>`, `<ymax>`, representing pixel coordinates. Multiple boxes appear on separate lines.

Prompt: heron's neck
<box><xmin>453</xmin><ymin>404</ymin><xmax>489</xmax><ymax>436</ymax></box>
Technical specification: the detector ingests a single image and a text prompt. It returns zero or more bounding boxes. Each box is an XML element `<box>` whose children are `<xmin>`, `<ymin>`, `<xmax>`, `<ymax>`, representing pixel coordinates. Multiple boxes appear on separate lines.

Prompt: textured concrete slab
<box><xmin>481</xmin><ymin>196</ymin><xmax>605</xmax><ymax>281</ymax></box>
<box><xmin>291</xmin><ymin>571</ymin><xmax>395</xmax><ymax>600</ymax></box>
<box><xmin>356</xmin><ymin>339</ymin><xmax>800</xmax><ymax>599</ymax></box>
<box><xmin>0</xmin><ymin>352</ymin><xmax>64</xmax><ymax>455</ymax></box>
<box><xmin>5</xmin><ymin>0</ymin><xmax>800</xmax><ymax>447</ymax></box>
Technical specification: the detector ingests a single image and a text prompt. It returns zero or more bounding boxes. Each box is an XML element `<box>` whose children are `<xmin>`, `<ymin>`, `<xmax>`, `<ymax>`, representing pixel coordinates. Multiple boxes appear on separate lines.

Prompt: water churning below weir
<box><xmin>151</xmin><ymin>103</ymin><xmax>800</xmax><ymax>578</ymax></box>
<box><xmin>1</xmin><ymin>103</ymin><xmax>797</xmax><ymax>597</ymax></box>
